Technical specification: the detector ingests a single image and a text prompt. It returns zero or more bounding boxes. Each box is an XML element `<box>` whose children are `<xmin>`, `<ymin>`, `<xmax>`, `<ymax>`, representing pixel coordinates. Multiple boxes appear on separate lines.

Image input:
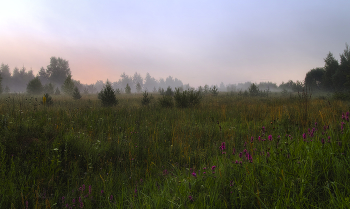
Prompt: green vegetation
<box><xmin>1</xmin><ymin>92</ymin><xmax>350</xmax><ymax>208</ymax></box>
<box><xmin>72</xmin><ymin>86</ymin><xmax>82</xmax><ymax>100</ymax></box>
<box><xmin>98</xmin><ymin>81</ymin><xmax>118</xmax><ymax>107</ymax></box>
<box><xmin>26</xmin><ymin>77</ymin><xmax>44</xmax><ymax>95</ymax></box>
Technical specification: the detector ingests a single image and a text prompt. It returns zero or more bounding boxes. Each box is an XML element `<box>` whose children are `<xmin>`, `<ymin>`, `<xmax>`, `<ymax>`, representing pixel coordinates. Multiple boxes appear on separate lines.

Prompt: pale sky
<box><xmin>0</xmin><ymin>0</ymin><xmax>349</xmax><ymax>87</ymax></box>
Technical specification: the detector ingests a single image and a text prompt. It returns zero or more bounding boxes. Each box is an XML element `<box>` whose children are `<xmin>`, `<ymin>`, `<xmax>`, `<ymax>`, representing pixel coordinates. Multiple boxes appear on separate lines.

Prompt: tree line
<box><xmin>0</xmin><ymin>43</ymin><xmax>349</xmax><ymax>96</ymax></box>
<box><xmin>304</xmin><ymin>43</ymin><xmax>350</xmax><ymax>92</ymax></box>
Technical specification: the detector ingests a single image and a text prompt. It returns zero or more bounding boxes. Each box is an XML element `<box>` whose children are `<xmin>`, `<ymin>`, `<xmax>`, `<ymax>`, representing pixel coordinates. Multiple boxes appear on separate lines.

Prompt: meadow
<box><xmin>1</xmin><ymin>92</ymin><xmax>350</xmax><ymax>208</ymax></box>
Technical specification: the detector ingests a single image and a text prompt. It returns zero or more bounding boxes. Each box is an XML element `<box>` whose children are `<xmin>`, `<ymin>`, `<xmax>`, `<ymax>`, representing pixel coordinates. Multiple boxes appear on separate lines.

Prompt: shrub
<box><xmin>26</xmin><ymin>77</ymin><xmax>43</xmax><ymax>95</ymax></box>
<box><xmin>158</xmin><ymin>87</ymin><xmax>165</xmax><ymax>95</ymax></box>
<box><xmin>98</xmin><ymin>81</ymin><xmax>118</xmax><ymax>107</ymax></box>
<box><xmin>158</xmin><ymin>95</ymin><xmax>174</xmax><ymax>108</ymax></box>
<box><xmin>210</xmin><ymin>86</ymin><xmax>219</xmax><ymax>96</ymax></box>
<box><xmin>174</xmin><ymin>88</ymin><xmax>202</xmax><ymax>108</ymax></box>
<box><xmin>165</xmin><ymin>86</ymin><xmax>174</xmax><ymax>96</ymax></box>
<box><xmin>72</xmin><ymin>86</ymin><xmax>82</xmax><ymax>100</ymax></box>
<box><xmin>41</xmin><ymin>93</ymin><xmax>53</xmax><ymax>106</ymax></box>
<box><xmin>125</xmin><ymin>83</ymin><xmax>131</xmax><ymax>94</ymax></box>
<box><xmin>136</xmin><ymin>82</ymin><xmax>142</xmax><ymax>93</ymax></box>
<box><xmin>141</xmin><ymin>91</ymin><xmax>153</xmax><ymax>106</ymax></box>
<box><xmin>249</xmin><ymin>83</ymin><xmax>260</xmax><ymax>97</ymax></box>
<box><xmin>333</xmin><ymin>91</ymin><xmax>349</xmax><ymax>101</ymax></box>
<box><xmin>61</xmin><ymin>75</ymin><xmax>75</xmax><ymax>95</ymax></box>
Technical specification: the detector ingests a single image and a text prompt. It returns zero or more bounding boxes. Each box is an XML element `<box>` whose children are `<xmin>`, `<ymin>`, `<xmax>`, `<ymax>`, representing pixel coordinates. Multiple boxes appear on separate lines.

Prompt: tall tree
<box><xmin>144</xmin><ymin>72</ymin><xmax>158</xmax><ymax>91</ymax></box>
<box><xmin>38</xmin><ymin>67</ymin><xmax>49</xmax><ymax>85</ymax></box>
<box><xmin>305</xmin><ymin>68</ymin><xmax>325</xmax><ymax>91</ymax></box>
<box><xmin>132</xmin><ymin>72</ymin><xmax>143</xmax><ymax>92</ymax></box>
<box><xmin>47</xmin><ymin>57</ymin><xmax>71</xmax><ymax>86</ymax></box>
<box><xmin>61</xmin><ymin>75</ymin><xmax>75</xmax><ymax>95</ymax></box>
<box><xmin>333</xmin><ymin>44</ymin><xmax>350</xmax><ymax>91</ymax></box>
<box><xmin>0</xmin><ymin>64</ymin><xmax>11</xmax><ymax>89</ymax></box>
<box><xmin>322</xmin><ymin>52</ymin><xmax>339</xmax><ymax>91</ymax></box>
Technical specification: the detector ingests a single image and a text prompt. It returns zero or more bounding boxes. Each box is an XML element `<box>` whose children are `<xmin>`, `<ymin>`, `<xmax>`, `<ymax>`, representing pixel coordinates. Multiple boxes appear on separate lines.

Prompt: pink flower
<box><xmin>211</xmin><ymin>166</ymin><xmax>216</xmax><ymax>171</ymax></box>
<box><xmin>302</xmin><ymin>133</ymin><xmax>306</xmax><ymax>139</ymax></box>
<box><xmin>268</xmin><ymin>135</ymin><xmax>272</xmax><ymax>141</ymax></box>
<box><xmin>192</xmin><ymin>172</ymin><xmax>197</xmax><ymax>178</ymax></box>
<box><xmin>220</xmin><ymin>142</ymin><xmax>226</xmax><ymax>151</ymax></box>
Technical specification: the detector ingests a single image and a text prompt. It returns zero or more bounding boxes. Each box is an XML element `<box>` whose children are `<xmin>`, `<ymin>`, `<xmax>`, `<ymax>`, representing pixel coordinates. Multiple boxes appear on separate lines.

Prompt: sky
<box><xmin>0</xmin><ymin>0</ymin><xmax>349</xmax><ymax>87</ymax></box>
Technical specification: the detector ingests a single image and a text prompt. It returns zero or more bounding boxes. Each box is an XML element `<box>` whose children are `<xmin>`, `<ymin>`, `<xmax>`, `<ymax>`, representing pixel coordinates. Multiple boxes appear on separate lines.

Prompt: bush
<box><xmin>26</xmin><ymin>77</ymin><xmax>43</xmax><ymax>95</ymax></box>
<box><xmin>158</xmin><ymin>87</ymin><xmax>165</xmax><ymax>95</ymax></box>
<box><xmin>333</xmin><ymin>91</ymin><xmax>350</xmax><ymax>101</ymax></box>
<box><xmin>174</xmin><ymin>88</ymin><xmax>202</xmax><ymax>108</ymax></box>
<box><xmin>249</xmin><ymin>83</ymin><xmax>260</xmax><ymax>97</ymax></box>
<box><xmin>210</xmin><ymin>86</ymin><xmax>219</xmax><ymax>96</ymax></box>
<box><xmin>158</xmin><ymin>95</ymin><xmax>174</xmax><ymax>108</ymax></box>
<box><xmin>61</xmin><ymin>75</ymin><xmax>75</xmax><ymax>95</ymax></box>
<box><xmin>165</xmin><ymin>86</ymin><xmax>174</xmax><ymax>96</ymax></box>
<box><xmin>141</xmin><ymin>91</ymin><xmax>153</xmax><ymax>106</ymax></box>
<box><xmin>72</xmin><ymin>86</ymin><xmax>82</xmax><ymax>100</ymax></box>
<box><xmin>98</xmin><ymin>82</ymin><xmax>118</xmax><ymax>107</ymax></box>
<box><xmin>41</xmin><ymin>93</ymin><xmax>53</xmax><ymax>106</ymax></box>
<box><xmin>125</xmin><ymin>83</ymin><xmax>131</xmax><ymax>94</ymax></box>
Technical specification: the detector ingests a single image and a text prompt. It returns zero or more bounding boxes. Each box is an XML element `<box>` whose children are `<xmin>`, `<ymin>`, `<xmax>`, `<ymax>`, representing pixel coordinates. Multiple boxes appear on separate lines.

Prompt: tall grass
<box><xmin>0</xmin><ymin>92</ymin><xmax>349</xmax><ymax>208</ymax></box>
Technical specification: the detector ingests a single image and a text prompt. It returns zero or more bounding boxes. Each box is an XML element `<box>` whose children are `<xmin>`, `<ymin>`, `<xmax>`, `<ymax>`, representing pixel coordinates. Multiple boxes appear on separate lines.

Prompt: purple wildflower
<box><xmin>302</xmin><ymin>133</ymin><xmax>306</xmax><ymax>139</ymax></box>
<box><xmin>220</xmin><ymin>142</ymin><xmax>226</xmax><ymax>151</ymax></box>
<box><xmin>251</xmin><ymin>136</ymin><xmax>254</xmax><ymax>142</ymax></box>
<box><xmin>192</xmin><ymin>172</ymin><xmax>197</xmax><ymax>178</ymax></box>
<box><xmin>189</xmin><ymin>195</ymin><xmax>194</xmax><ymax>202</ymax></box>
<box><xmin>268</xmin><ymin>135</ymin><xmax>272</xmax><ymax>141</ymax></box>
<box><xmin>79</xmin><ymin>197</ymin><xmax>83</xmax><ymax>208</ymax></box>
<box><xmin>211</xmin><ymin>166</ymin><xmax>216</xmax><ymax>171</ymax></box>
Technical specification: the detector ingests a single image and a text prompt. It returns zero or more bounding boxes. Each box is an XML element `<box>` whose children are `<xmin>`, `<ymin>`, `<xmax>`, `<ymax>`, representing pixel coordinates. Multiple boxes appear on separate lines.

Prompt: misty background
<box><xmin>0</xmin><ymin>1</ymin><xmax>350</xmax><ymax>93</ymax></box>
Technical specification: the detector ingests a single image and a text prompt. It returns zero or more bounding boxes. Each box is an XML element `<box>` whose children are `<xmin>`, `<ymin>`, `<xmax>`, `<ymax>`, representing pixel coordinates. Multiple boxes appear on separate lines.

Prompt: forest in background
<box><xmin>0</xmin><ymin>43</ymin><xmax>349</xmax><ymax>95</ymax></box>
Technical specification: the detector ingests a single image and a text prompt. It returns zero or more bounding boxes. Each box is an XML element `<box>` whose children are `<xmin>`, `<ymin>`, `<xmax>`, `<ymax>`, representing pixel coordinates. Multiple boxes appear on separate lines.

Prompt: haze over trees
<box><xmin>0</xmin><ymin>43</ymin><xmax>349</xmax><ymax>95</ymax></box>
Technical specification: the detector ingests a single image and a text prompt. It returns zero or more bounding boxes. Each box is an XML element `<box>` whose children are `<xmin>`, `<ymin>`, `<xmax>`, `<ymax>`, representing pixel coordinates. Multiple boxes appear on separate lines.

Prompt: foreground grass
<box><xmin>0</xmin><ymin>93</ymin><xmax>350</xmax><ymax>208</ymax></box>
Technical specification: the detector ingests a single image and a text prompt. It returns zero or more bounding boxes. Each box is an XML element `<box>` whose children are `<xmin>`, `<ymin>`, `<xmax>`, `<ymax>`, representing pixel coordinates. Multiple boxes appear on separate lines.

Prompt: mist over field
<box><xmin>1</xmin><ymin>0</ymin><xmax>350</xmax><ymax>92</ymax></box>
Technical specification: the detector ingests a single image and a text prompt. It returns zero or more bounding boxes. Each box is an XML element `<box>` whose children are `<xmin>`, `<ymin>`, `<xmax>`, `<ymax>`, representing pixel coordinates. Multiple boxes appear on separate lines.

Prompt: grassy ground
<box><xmin>1</xmin><ymin>92</ymin><xmax>350</xmax><ymax>208</ymax></box>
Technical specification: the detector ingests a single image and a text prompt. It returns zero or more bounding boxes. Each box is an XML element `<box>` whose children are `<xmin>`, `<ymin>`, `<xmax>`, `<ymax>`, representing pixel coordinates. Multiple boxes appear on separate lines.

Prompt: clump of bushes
<box><xmin>158</xmin><ymin>95</ymin><xmax>174</xmax><ymax>108</ymax></box>
<box><xmin>98</xmin><ymin>81</ymin><xmax>118</xmax><ymax>107</ymax></box>
<box><xmin>141</xmin><ymin>91</ymin><xmax>153</xmax><ymax>106</ymax></box>
<box><xmin>72</xmin><ymin>86</ymin><xmax>82</xmax><ymax>100</ymax></box>
<box><xmin>174</xmin><ymin>88</ymin><xmax>202</xmax><ymax>108</ymax></box>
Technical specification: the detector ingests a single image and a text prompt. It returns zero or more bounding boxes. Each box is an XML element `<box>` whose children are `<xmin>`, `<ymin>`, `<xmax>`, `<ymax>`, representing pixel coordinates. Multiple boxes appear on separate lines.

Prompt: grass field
<box><xmin>1</xmin><ymin>92</ymin><xmax>350</xmax><ymax>208</ymax></box>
